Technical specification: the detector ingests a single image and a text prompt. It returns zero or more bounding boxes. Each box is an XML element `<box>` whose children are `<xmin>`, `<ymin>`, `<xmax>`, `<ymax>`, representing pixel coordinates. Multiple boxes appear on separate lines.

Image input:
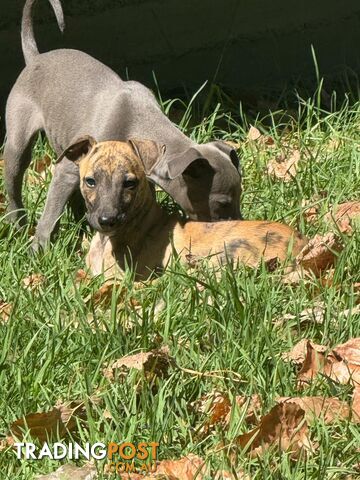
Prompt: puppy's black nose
<box><xmin>98</xmin><ymin>215</ymin><xmax>117</xmax><ymax>227</ymax></box>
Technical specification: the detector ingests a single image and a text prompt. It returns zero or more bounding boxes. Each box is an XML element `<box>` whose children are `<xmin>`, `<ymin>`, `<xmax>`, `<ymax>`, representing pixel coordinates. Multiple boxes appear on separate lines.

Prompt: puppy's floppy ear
<box><xmin>56</xmin><ymin>136</ymin><xmax>97</xmax><ymax>164</ymax></box>
<box><xmin>128</xmin><ymin>139</ymin><xmax>166</xmax><ymax>175</ymax></box>
<box><xmin>211</xmin><ymin>140</ymin><xmax>240</xmax><ymax>171</ymax></box>
<box><xmin>167</xmin><ymin>147</ymin><xmax>214</xmax><ymax>180</ymax></box>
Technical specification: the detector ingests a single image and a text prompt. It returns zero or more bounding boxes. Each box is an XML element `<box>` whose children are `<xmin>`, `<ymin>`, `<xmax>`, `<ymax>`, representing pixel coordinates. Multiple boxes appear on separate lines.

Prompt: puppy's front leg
<box><xmin>32</xmin><ymin>158</ymin><xmax>80</xmax><ymax>252</ymax></box>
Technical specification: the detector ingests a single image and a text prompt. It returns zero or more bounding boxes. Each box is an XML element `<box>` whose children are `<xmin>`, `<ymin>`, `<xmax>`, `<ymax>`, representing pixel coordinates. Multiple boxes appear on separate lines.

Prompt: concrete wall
<box><xmin>1</xmin><ymin>0</ymin><xmax>360</xmax><ymax>113</ymax></box>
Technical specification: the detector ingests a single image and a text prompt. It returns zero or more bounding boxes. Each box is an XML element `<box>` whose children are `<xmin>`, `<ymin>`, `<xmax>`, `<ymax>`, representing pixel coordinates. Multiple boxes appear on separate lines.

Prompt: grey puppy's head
<box><xmin>147</xmin><ymin>141</ymin><xmax>242</xmax><ymax>221</ymax></box>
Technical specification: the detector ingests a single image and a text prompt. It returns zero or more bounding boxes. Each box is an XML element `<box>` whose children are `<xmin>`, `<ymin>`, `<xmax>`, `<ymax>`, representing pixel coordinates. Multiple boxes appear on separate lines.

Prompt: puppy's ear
<box><xmin>128</xmin><ymin>139</ymin><xmax>166</xmax><ymax>175</ymax></box>
<box><xmin>167</xmin><ymin>147</ymin><xmax>214</xmax><ymax>179</ymax></box>
<box><xmin>56</xmin><ymin>136</ymin><xmax>97</xmax><ymax>164</ymax></box>
<box><xmin>211</xmin><ymin>140</ymin><xmax>240</xmax><ymax>171</ymax></box>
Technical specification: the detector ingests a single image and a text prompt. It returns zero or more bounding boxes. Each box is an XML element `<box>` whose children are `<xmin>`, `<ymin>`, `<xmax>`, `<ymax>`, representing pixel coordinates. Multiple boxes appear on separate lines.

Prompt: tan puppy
<box><xmin>58</xmin><ymin>138</ymin><xmax>307</xmax><ymax>279</ymax></box>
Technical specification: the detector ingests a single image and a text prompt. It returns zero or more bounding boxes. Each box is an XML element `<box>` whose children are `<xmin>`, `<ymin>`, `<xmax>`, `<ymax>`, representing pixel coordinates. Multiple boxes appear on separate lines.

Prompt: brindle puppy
<box><xmin>58</xmin><ymin>137</ymin><xmax>307</xmax><ymax>280</ymax></box>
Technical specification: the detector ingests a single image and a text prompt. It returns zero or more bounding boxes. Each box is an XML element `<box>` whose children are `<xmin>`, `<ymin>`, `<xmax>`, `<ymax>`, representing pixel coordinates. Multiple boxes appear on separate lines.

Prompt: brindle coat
<box><xmin>61</xmin><ymin>138</ymin><xmax>307</xmax><ymax>280</ymax></box>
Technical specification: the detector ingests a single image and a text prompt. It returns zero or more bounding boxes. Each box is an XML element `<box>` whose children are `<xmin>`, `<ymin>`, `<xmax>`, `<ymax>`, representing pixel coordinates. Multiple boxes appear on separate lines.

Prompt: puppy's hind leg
<box><xmin>3</xmin><ymin>121</ymin><xmax>40</xmax><ymax>226</ymax></box>
<box><xmin>3</xmin><ymin>93</ymin><xmax>44</xmax><ymax>226</ymax></box>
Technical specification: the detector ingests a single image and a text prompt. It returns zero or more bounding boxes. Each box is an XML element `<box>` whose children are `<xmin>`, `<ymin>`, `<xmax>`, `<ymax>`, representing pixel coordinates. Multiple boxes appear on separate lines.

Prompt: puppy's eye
<box><xmin>85</xmin><ymin>177</ymin><xmax>96</xmax><ymax>188</ymax></box>
<box><xmin>123</xmin><ymin>179</ymin><xmax>138</xmax><ymax>189</ymax></box>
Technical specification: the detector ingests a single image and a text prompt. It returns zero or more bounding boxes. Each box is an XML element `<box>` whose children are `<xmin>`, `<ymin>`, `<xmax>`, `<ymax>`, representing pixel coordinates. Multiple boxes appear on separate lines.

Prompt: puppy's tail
<box><xmin>21</xmin><ymin>0</ymin><xmax>65</xmax><ymax>65</ymax></box>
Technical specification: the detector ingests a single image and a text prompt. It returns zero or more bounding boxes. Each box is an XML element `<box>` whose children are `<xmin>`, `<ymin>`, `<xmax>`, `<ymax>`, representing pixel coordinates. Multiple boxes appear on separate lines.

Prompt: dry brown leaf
<box><xmin>276</xmin><ymin>396</ymin><xmax>358</xmax><ymax>424</ymax></box>
<box><xmin>267</xmin><ymin>149</ymin><xmax>300</xmax><ymax>182</ymax></box>
<box><xmin>247</xmin><ymin>126</ymin><xmax>262</xmax><ymax>141</ymax></box>
<box><xmin>282</xmin><ymin>339</ymin><xmax>327</xmax><ymax>365</ymax></box>
<box><xmin>226</xmin><ymin>395</ymin><xmax>262</xmax><ymax>426</ymax></box>
<box><xmin>233</xmin><ymin>402</ymin><xmax>312</xmax><ymax>459</ymax></box>
<box><xmin>10</xmin><ymin>410</ymin><xmax>69</xmax><ymax>443</ymax></box>
<box><xmin>192</xmin><ymin>390</ymin><xmax>231</xmax><ymax>434</ymax></box>
<box><xmin>33</xmin><ymin>154</ymin><xmax>53</xmax><ymax>174</ymax></box>
<box><xmin>247</xmin><ymin>126</ymin><xmax>274</xmax><ymax>147</ymax></box>
<box><xmin>86</xmin><ymin>281</ymin><xmax>142</xmax><ymax>310</ymax></box>
<box><xmin>324</xmin><ymin>201</ymin><xmax>360</xmax><ymax>234</ymax></box>
<box><xmin>294</xmin><ymin>338</ymin><xmax>360</xmax><ymax>388</ymax></box>
<box><xmin>88</xmin><ymin>281</ymin><xmax>123</xmax><ymax>307</ymax></box>
<box><xmin>297</xmin><ymin>341</ymin><xmax>327</xmax><ymax>387</ymax></box>
<box><xmin>323</xmin><ymin>359</ymin><xmax>360</xmax><ymax>387</ymax></box>
<box><xmin>332</xmin><ymin>338</ymin><xmax>360</xmax><ymax>365</ymax></box>
<box><xmin>301</xmin><ymin>200</ymin><xmax>319</xmax><ymax>224</ymax></box>
<box><xmin>289</xmin><ymin>232</ymin><xmax>343</xmax><ymax>280</ymax></box>
<box><xmin>103</xmin><ymin>346</ymin><xmax>173</xmax><ymax>382</ymax></box>
<box><xmin>75</xmin><ymin>269</ymin><xmax>91</xmax><ymax>285</ymax></box>
<box><xmin>192</xmin><ymin>391</ymin><xmax>261</xmax><ymax>435</ymax></box>
<box><xmin>22</xmin><ymin>273</ymin><xmax>45</xmax><ymax>291</ymax></box>
<box><xmin>0</xmin><ymin>301</ymin><xmax>13</xmax><ymax>323</ymax></box>
<box><xmin>154</xmin><ymin>454</ymin><xmax>207</xmax><ymax>480</ymax></box>
<box><xmin>35</xmin><ymin>463</ymin><xmax>97</xmax><ymax>480</ymax></box>
<box><xmin>8</xmin><ymin>402</ymin><xmax>86</xmax><ymax>443</ymax></box>
<box><xmin>274</xmin><ymin>302</ymin><xmax>326</xmax><ymax>327</ymax></box>
<box><xmin>276</xmin><ymin>304</ymin><xmax>360</xmax><ymax>328</ymax></box>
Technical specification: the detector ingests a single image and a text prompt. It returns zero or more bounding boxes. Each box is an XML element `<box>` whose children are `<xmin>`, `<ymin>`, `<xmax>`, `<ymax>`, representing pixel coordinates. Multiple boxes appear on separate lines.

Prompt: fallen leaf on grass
<box><xmin>8</xmin><ymin>402</ymin><xmax>86</xmax><ymax>443</ymax></box>
<box><xmin>301</xmin><ymin>200</ymin><xmax>319</xmax><ymax>224</ymax></box>
<box><xmin>22</xmin><ymin>273</ymin><xmax>45</xmax><ymax>291</ymax></box>
<box><xmin>247</xmin><ymin>126</ymin><xmax>274</xmax><ymax>146</ymax></box>
<box><xmin>274</xmin><ymin>302</ymin><xmax>326</xmax><ymax>327</ymax></box>
<box><xmin>276</xmin><ymin>396</ymin><xmax>359</xmax><ymax>424</ymax></box>
<box><xmin>87</xmin><ymin>281</ymin><xmax>122</xmax><ymax>308</ymax></box>
<box><xmin>75</xmin><ymin>269</ymin><xmax>91</xmax><ymax>285</ymax></box>
<box><xmin>283</xmin><ymin>232</ymin><xmax>343</xmax><ymax>284</ymax></box>
<box><xmin>232</xmin><ymin>402</ymin><xmax>312</xmax><ymax>459</ymax></box>
<box><xmin>192</xmin><ymin>391</ymin><xmax>261</xmax><ymax>435</ymax></box>
<box><xmin>247</xmin><ymin>126</ymin><xmax>262</xmax><ymax>141</ymax></box>
<box><xmin>35</xmin><ymin>463</ymin><xmax>97</xmax><ymax>480</ymax></box>
<box><xmin>0</xmin><ymin>301</ymin><xmax>13</xmax><ymax>323</ymax></box>
<box><xmin>28</xmin><ymin>155</ymin><xmax>54</xmax><ymax>185</ymax></box>
<box><xmin>285</xmin><ymin>338</ymin><xmax>360</xmax><ymax>388</ymax></box>
<box><xmin>296</xmin><ymin>232</ymin><xmax>342</xmax><ymax>276</ymax></box>
<box><xmin>267</xmin><ymin>149</ymin><xmax>300</xmax><ymax>182</ymax></box>
<box><xmin>275</xmin><ymin>303</ymin><xmax>360</xmax><ymax>328</ymax></box>
<box><xmin>300</xmin><ymin>192</ymin><xmax>328</xmax><ymax>224</ymax></box>
<box><xmin>86</xmin><ymin>281</ymin><xmax>142</xmax><ymax>310</ymax></box>
<box><xmin>103</xmin><ymin>346</ymin><xmax>173</xmax><ymax>382</ymax></box>
<box><xmin>297</xmin><ymin>341</ymin><xmax>328</xmax><ymax>386</ymax></box>
<box><xmin>324</xmin><ymin>201</ymin><xmax>360</xmax><ymax>234</ymax></box>
<box><xmin>33</xmin><ymin>154</ymin><xmax>53</xmax><ymax>174</ymax></box>
<box><xmin>332</xmin><ymin>338</ymin><xmax>360</xmax><ymax>365</ymax></box>
<box><xmin>282</xmin><ymin>339</ymin><xmax>327</xmax><ymax>365</ymax></box>
<box><xmin>154</xmin><ymin>454</ymin><xmax>207</xmax><ymax>480</ymax></box>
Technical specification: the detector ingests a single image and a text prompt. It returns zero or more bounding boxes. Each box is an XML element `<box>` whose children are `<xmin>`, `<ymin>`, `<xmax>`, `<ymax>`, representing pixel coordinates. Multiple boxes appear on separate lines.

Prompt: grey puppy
<box><xmin>4</xmin><ymin>0</ymin><xmax>242</xmax><ymax>251</ymax></box>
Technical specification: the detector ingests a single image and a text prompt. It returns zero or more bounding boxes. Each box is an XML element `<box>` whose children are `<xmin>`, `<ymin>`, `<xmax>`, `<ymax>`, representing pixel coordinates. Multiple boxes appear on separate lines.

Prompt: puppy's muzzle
<box><xmin>97</xmin><ymin>213</ymin><xmax>125</xmax><ymax>231</ymax></box>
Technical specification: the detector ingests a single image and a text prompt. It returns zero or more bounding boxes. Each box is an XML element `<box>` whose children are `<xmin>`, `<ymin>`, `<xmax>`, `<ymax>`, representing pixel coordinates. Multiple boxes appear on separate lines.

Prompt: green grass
<box><xmin>0</xmin><ymin>94</ymin><xmax>360</xmax><ymax>479</ymax></box>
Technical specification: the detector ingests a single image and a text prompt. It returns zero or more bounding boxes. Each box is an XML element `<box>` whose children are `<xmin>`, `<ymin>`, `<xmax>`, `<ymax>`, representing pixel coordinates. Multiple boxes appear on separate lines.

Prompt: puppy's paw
<box><xmin>30</xmin><ymin>235</ymin><xmax>50</xmax><ymax>255</ymax></box>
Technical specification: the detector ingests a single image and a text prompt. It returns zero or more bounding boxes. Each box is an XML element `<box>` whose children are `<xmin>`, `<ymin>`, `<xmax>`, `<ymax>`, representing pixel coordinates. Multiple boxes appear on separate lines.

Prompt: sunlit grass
<box><xmin>0</xmin><ymin>94</ymin><xmax>359</xmax><ymax>479</ymax></box>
